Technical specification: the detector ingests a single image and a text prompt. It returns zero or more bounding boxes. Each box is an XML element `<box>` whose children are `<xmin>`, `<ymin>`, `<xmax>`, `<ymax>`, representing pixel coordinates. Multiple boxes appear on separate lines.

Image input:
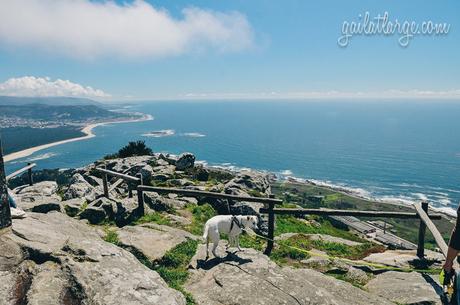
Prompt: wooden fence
<box><xmin>97</xmin><ymin>167</ymin><xmax>450</xmax><ymax>259</ymax></box>
<box><xmin>6</xmin><ymin>162</ymin><xmax>36</xmax><ymax>186</ymax></box>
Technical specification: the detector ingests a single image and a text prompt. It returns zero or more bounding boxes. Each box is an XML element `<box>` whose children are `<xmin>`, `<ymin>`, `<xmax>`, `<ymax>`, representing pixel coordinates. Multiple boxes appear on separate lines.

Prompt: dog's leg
<box><xmin>212</xmin><ymin>241</ymin><xmax>219</xmax><ymax>258</ymax></box>
<box><xmin>205</xmin><ymin>236</ymin><xmax>209</xmax><ymax>260</ymax></box>
<box><xmin>236</xmin><ymin>234</ymin><xmax>242</xmax><ymax>251</ymax></box>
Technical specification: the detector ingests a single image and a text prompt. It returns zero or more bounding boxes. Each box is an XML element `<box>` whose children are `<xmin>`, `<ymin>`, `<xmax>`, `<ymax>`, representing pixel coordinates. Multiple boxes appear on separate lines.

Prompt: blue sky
<box><xmin>0</xmin><ymin>0</ymin><xmax>458</xmax><ymax>100</ymax></box>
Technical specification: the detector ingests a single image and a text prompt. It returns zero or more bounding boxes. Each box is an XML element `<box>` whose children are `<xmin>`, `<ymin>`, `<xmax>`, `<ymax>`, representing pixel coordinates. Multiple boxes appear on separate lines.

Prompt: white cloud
<box><xmin>0</xmin><ymin>0</ymin><xmax>254</xmax><ymax>59</ymax></box>
<box><xmin>0</xmin><ymin>76</ymin><xmax>110</xmax><ymax>98</ymax></box>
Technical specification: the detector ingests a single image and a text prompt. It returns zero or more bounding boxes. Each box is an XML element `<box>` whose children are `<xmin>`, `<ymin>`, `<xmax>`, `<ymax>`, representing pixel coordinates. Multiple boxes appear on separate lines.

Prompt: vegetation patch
<box><xmin>104</xmin><ymin>140</ymin><xmax>153</xmax><ymax>159</ymax></box>
<box><xmin>275</xmin><ymin>215</ymin><xmax>363</xmax><ymax>242</ymax></box>
<box><xmin>134</xmin><ymin>212</ymin><xmax>171</xmax><ymax>226</ymax></box>
<box><xmin>153</xmin><ymin>239</ymin><xmax>199</xmax><ymax>305</ymax></box>
<box><xmin>103</xmin><ymin>226</ymin><xmax>120</xmax><ymax>245</ymax></box>
<box><xmin>184</xmin><ymin>204</ymin><xmax>216</xmax><ymax>235</ymax></box>
<box><xmin>270</xmin><ymin>234</ymin><xmax>384</xmax><ymax>266</ymax></box>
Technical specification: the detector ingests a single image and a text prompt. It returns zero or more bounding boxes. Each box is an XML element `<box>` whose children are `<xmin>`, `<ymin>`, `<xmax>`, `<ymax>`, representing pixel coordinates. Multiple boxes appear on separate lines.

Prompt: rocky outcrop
<box><xmin>13</xmin><ymin>181</ymin><xmax>62</xmax><ymax>213</ymax></box>
<box><xmin>185</xmin><ymin>242</ymin><xmax>393</xmax><ymax>305</ymax></box>
<box><xmin>365</xmin><ymin>271</ymin><xmax>443</xmax><ymax>305</ymax></box>
<box><xmin>175</xmin><ymin>153</ymin><xmax>195</xmax><ymax>171</ymax></box>
<box><xmin>116</xmin><ymin>223</ymin><xmax>197</xmax><ymax>263</ymax></box>
<box><xmin>1</xmin><ymin>212</ymin><xmax>186</xmax><ymax>305</ymax></box>
<box><xmin>63</xmin><ymin>173</ymin><xmax>100</xmax><ymax>201</ymax></box>
<box><xmin>276</xmin><ymin>233</ymin><xmax>362</xmax><ymax>247</ymax></box>
<box><xmin>363</xmin><ymin>249</ymin><xmax>443</xmax><ymax>269</ymax></box>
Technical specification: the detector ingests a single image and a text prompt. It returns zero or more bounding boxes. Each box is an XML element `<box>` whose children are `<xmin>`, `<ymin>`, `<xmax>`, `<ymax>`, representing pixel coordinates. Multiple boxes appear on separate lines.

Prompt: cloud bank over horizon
<box><xmin>0</xmin><ymin>0</ymin><xmax>254</xmax><ymax>59</ymax></box>
<box><xmin>0</xmin><ymin>76</ymin><xmax>110</xmax><ymax>98</ymax></box>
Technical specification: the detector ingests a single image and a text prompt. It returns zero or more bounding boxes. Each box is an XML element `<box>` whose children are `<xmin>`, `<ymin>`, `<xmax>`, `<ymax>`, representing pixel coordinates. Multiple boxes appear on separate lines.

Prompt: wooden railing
<box><xmin>95</xmin><ymin>166</ymin><xmax>142</xmax><ymax>196</ymax></box>
<box><xmin>260</xmin><ymin>202</ymin><xmax>444</xmax><ymax>256</ymax></box>
<box><xmin>104</xmin><ymin>174</ymin><xmax>448</xmax><ymax>259</ymax></box>
<box><xmin>6</xmin><ymin>162</ymin><xmax>36</xmax><ymax>186</ymax></box>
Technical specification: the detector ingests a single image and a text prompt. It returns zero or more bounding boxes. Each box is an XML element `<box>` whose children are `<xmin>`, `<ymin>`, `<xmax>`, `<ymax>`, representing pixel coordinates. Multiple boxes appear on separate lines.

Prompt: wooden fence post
<box><xmin>27</xmin><ymin>162</ymin><xmax>33</xmax><ymax>186</ymax></box>
<box><xmin>417</xmin><ymin>201</ymin><xmax>429</xmax><ymax>258</ymax></box>
<box><xmin>0</xmin><ymin>135</ymin><xmax>12</xmax><ymax>230</ymax></box>
<box><xmin>264</xmin><ymin>202</ymin><xmax>275</xmax><ymax>255</ymax></box>
<box><xmin>102</xmin><ymin>165</ymin><xmax>109</xmax><ymax>199</ymax></box>
<box><xmin>137</xmin><ymin>174</ymin><xmax>144</xmax><ymax>216</ymax></box>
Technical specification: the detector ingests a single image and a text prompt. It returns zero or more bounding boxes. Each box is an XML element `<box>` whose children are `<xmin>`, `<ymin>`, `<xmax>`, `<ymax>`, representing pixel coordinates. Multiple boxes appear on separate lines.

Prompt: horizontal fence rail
<box><xmin>95</xmin><ymin>167</ymin><xmax>141</xmax><ymax>183</ymax></box>
<box><xmin>137</xmin><ymin>185</ymin><xmax>283</xmax><ymax>205</ymax></box>
<box><xmin>6</xmin><ymin>162</ymin><xmax>36</xmax><ymax>186</ymax></box>
<box><xmin>259</xmin><ymin>207</ymin><xmax>442</xmax><ymax>220</ymax></box>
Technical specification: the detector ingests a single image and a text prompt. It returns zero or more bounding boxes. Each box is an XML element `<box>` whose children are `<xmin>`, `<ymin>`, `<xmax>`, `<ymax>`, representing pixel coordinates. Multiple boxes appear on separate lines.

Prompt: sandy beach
<box><xmin>3</xmin><ymin>114</ymin><xmax>153</xmax><ymax>163</ymax></box>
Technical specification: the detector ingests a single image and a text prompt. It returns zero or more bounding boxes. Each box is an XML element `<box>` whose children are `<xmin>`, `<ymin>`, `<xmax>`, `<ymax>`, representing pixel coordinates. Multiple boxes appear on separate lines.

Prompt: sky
<box><xmin>0</xmin><ymin>0</ymin><xmax>458</xmax><ymax>101</ymax></box>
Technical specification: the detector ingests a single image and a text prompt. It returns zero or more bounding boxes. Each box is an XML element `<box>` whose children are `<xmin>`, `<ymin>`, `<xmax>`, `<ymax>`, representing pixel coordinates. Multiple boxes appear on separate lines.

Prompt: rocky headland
<box><xmin>1</xmin><ymin>151</ymin><xmax>449</xmax><ymax>305</ymax></box>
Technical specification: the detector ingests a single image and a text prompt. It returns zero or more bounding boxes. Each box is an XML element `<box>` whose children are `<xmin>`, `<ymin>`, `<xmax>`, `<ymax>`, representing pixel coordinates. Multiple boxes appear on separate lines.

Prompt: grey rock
<box><xmin>16</xmin><ymin>194</ymin><xmax>62</xmax><ymax>214</ymax></box>
<box><xmin>13</xmin><ymin>181</ymin><xmax>59</xmax><ymax>197</ymax></box>
<box><xmin>117</xmin><ymin>224</ymin><xmax>197</xmax><ymax>262</ymax></box>
<box><xmin>165</xmin><ymin>214</ymin><xmax>192</xmax><ymax>226</ymax></box>
<box><xmin>79</xmin><ymin>206</ymin><xmax>106</xmax><ymax>224</ymax></box>
<box><xmin>168</xmin><ymin>179</ymin><xmax>195</xmax><ymax>187</ymax></box>
<box><xmin>186</xmin><ymin>242</ymin><xmax>393</xmax><ymax>305</ymax></box>
<box><xmin>363</xmin><ymin>250</ymin><xmax>443</xmax><ymax>269</ymax></box>
<box><xmin>345</xmin><ymin>266</ymin><xmax>370</xmax><ymax>285</ymax></box>
<box><xmin>7</xmin><ymin>212</ymin><xmax>186</xmax><ymax>305</ymax></box>
<box><xmin>365</xmin><ymin>271</ymin><xmax>443</xmax><ymax>305</ymax></box>
<box><xmin>27</xmin><ymin>262</ymin><xmax>67</xmax><ymax>305</ymax></box>
<box><xmin>62</xmin><ymin>198</ymin><xmax>86</xmax><ymax>217</ymax></box>
<box><xmin>175</xmin><ymin>153</ymin><xmax>195</xmax><ymax>171</ymax></box>
<box><xmin>63</xmin><ymin>173</ymin><xmax>99</xmax><ymax>201</ymax></box>
<box><xmin>144</xmin><ymin>192</ymin><xmax>187</xmax><ymax>212</ymax></box>
<box><xmin>276</xmin><ymin>233</ymin><xmax>362</xmax><ymax>247</ymax></box>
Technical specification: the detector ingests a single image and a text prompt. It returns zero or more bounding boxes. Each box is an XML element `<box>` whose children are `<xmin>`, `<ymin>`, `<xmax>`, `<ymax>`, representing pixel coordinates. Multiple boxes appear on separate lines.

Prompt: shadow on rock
<box><xmin>195</xmin><ymin>251</ymin><xmax>253</xmax><ymax>270</ymax></box>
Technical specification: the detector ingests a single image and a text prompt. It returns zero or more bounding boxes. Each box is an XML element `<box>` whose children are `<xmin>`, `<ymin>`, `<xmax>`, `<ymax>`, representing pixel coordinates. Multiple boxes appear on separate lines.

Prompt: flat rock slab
<box><xmin>363</xmin><ymin>250</ymin><xmax>443</xmax><ymax>269</ymax></box>
<box><xmin>276</xmin><ymin>233</ymin><xmax>362</xmax><ymax>246</ymax></box>
<box><xmin>185</xmin><ymin>242</ymin><xmax>393</xmax><ymax>305</ymax></box>
<box><xmin>117</xmin><ymin>224</ymin><xmax>198</xmax><ymax>262</ymax></box>
<box><xmin>365</xmin><ymin>271</ymin><xmax>443</xmax><ymax>305</ymax></box>
<box><xmin>7</xmin><ymin>212</ymin><xmax>186</xmax><ymax>305</ymax></box>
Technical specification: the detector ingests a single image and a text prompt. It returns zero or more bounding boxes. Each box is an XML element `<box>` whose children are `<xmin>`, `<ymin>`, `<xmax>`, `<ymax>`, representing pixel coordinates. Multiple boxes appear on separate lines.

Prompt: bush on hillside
<box><xmin>104</xmin><ymin>141</ymin><xmax>153</xmax><ymax>159</ymax></box>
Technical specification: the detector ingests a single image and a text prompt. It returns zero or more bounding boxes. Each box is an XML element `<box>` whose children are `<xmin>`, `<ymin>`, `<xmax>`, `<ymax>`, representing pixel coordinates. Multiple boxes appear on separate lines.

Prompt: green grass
<box><xmin>185</xmin><ymin>204</ymin><xmax>217</xmax><ymax>235</ymax></box>
<box><xmin>79</xmin><ymin>201</ymin><xmax>88</xmax><ymax>212</ymax></box>
<box><xmin>153</xmin><ymin>239</ymin><xmax>199</xmax><ymax>305</ymax></box>
<box><xmin>103</xmin><ymin>226</ymin><xmax>120</xmax><ymax>245</ymax></box>
<box><xmin>272</xmin><ymin>181</ymin><xmax>454</xmax><ymax>249</ymax></box>
<box><xmin>275</xmin><ymin>215</ymin><xmax>363</xmax><ymax>242</ymax></box>
<box><xmin>134</xmin><ymin>212</ymin><xmax>171</xmax><ymax>226</ymax></box>
<box><xmin>270</xmin><ymin>234</ymin><xmax>385</xmax><ymax>266</ymax></box>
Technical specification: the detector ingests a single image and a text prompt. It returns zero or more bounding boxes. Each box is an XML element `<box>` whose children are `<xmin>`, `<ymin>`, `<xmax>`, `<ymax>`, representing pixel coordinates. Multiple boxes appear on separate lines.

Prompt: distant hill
<box><xmin>0</xmin><ymin>96</ymin><xmax>103</xmax><ymax>106</ymax></box>
<box><xmin>0</xmin><ymin>104</ymin><xmax>123</xmax><ymax>121</ymax></box>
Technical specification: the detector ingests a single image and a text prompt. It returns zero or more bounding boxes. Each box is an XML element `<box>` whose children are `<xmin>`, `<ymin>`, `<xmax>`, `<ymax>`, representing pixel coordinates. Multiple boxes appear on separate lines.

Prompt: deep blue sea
<box><xmin>5</xmin><ymin>101</ymin><xmax>460</xmax><ymax>214</ymax></box>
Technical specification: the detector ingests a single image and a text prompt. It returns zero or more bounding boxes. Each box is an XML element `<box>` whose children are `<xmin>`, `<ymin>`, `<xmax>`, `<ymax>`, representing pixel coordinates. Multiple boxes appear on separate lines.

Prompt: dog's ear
<box><xmin>247</xmin><ymin>216</ymin><xmax>250</xmax><ymax>220</ymax></box>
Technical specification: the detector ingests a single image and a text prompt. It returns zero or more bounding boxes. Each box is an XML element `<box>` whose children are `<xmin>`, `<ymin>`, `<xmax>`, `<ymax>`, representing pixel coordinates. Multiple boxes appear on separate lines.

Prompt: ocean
<box><xmin>5</xmin><ymin>100</ymin><xmax>460</xmax><ymax>214</ymax></box>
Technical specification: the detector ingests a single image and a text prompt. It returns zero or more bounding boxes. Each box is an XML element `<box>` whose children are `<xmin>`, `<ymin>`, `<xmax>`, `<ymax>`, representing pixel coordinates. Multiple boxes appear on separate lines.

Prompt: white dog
<box><xmin>203</xmin><ymin>215</ymin><xmax>259</xmax><ymax>259</ymax></box>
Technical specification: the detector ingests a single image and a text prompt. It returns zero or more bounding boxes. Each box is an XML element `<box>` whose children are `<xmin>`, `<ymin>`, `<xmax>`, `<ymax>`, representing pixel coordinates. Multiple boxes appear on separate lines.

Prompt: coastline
<box><xmin>4</xmin><ymin>114</ymin><xmax>153</xmax><ymax>163</ymax></box>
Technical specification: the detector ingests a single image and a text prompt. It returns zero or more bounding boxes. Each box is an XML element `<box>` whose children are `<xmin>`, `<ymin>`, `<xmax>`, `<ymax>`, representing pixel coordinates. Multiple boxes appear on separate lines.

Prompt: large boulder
<box><xmin>365</xmin><ymin>271</ymin><xmax>443</xmax><ymax>305</ymax></box>
<box><xmin>63</xmin><ymin>173</ymin><xmax>100</xmax><ymax>201</ymax></box>
<box><xmin>3</xmin><ymin>212</ymin><xmax>186</xmax><ymax>305</ymax></box>
<box><xmin>363</xmin><ymin>250</ymin><xmax>443</xmax><ymax>269</ymax></box>
<box><xmin>185</xmin><ymin>242</ymin><xmax>393</xmax><ymax>305</ymax></box>
<box><xmin>175</xmin><ymin>153</ymin><xmax>195</xmax><ymax>171</ymax></box>
<box><xmin>116</xmin><ymin>224</ymin><xmax>197</xmax><ymax>263</ymax></box>
<box><xmin>224</xmin><ymin>170</ymin><xmax>271</xmax><ymax>196</ymax></box>
<box><xmin>13</xmin><ymin>181</ymin><xmax>58</xmax><ymax>197</ymax></box>
<box><xmin>13</xmin><ymin>181</ymin><xmax>62</xmax><ymax>213</ymax></box>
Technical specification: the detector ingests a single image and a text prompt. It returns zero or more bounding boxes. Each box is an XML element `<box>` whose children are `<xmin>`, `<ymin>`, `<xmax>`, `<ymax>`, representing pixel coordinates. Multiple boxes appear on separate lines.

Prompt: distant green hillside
<box><xmin>0</xmin><ymin>96</ymin><xmax>103</xmax><ymax>106</ymax></box>
<box><xmin>0</xmin><ymin>104</ymin><xmax>124</xmax><ymax>121</ymax></box>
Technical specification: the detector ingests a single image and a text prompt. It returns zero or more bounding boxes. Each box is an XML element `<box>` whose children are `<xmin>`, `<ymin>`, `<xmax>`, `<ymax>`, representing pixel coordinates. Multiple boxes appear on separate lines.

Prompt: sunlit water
<box><xmin>5</xmin><ymin>100</ymin><xmax>460</xmax><ymax>214</ymax></box>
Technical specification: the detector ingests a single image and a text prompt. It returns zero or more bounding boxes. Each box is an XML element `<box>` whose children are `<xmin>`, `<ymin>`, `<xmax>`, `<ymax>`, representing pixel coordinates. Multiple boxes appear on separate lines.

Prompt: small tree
<box><xmin>105</xmin><ymin>141</ymin><xmax>153</xmax><ymax>159</ymax></box>
<box><xmin>0</xmin><ymin>134</ymin><xmax>12</xmax><ymax>230</ymax></box>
